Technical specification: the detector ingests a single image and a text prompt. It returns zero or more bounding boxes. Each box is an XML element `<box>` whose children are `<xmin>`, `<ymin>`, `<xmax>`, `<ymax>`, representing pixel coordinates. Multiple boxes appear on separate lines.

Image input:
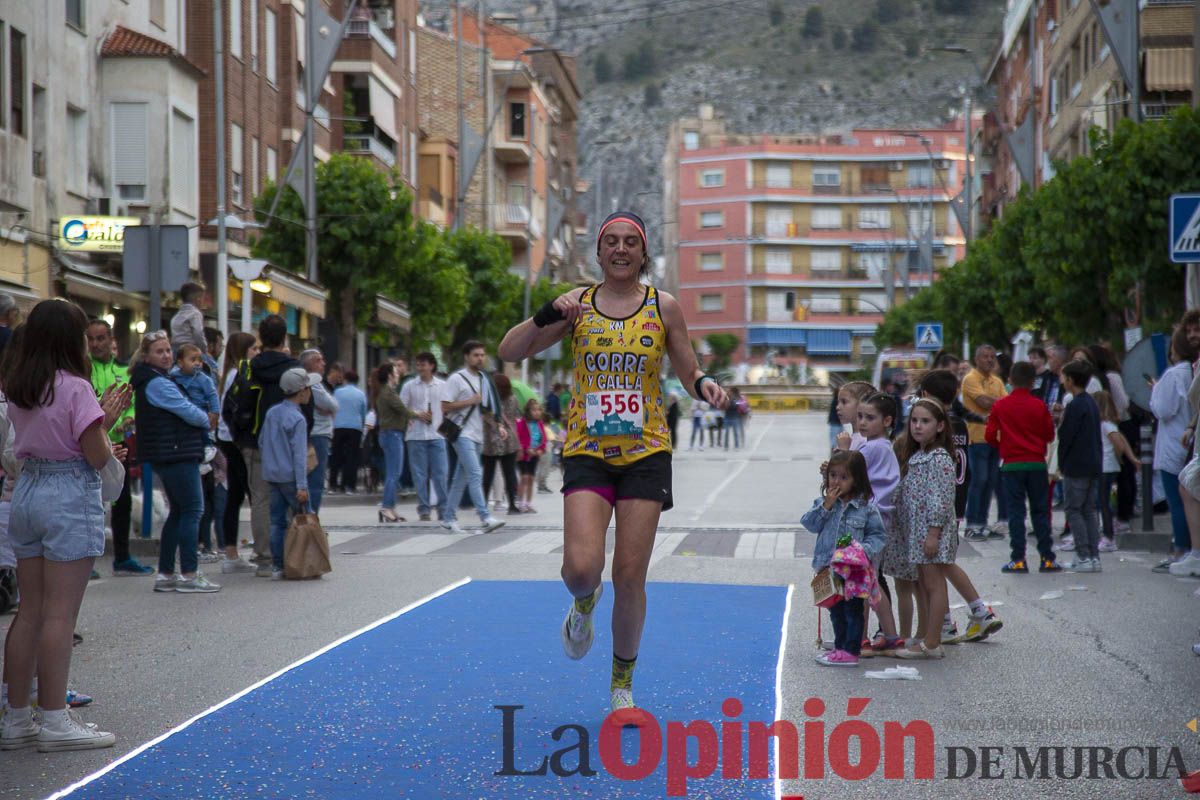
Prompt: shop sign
<box><xmin>58</xmin><ymin>217</ymin><xmax>140</xmax><ymax>253</ymax></box>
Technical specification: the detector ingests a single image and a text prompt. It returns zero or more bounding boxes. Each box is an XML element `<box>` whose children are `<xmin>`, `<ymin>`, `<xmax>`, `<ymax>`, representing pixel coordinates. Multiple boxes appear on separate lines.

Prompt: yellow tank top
<box><xmin>563</xmin><ymin>284</ymin><xmax>671</xmax><ymax>466</ymax></box>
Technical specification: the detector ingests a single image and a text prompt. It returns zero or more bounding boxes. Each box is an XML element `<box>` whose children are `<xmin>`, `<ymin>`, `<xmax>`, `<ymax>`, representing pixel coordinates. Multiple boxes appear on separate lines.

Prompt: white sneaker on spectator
<box><xmin>37</xmin><ymin>710</ymin><xmax>115</xmax><ymax>752</ymax></box>
<box><xmin>0</xmin><ymin>707</ymin><xmax>38</xmax><ymax>750</ymax></box>
<box><xmin>1168</xmin><ymin>552</ymin><xmax>1200</xmax><ymax>577</ymax></box>
<box><xmin>481</xmin><ymin>517</ymin><xmax>506</xmax><ymax>533</ymax></box>
<box><xmin>221</xmin><ymin>557</ymin><xmax>256</xmax><ymax>574</ymax></box>
<box><xmin>441</xmin><ymin>519</ymin><xmax>467</xmax><ymax>535</ymax></box>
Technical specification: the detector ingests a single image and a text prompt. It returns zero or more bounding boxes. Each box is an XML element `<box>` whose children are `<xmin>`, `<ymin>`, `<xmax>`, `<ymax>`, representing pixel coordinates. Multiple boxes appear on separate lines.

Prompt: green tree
<box><xmin>704</xmin><ymin>333</ymin><xmax>740</xmax><ymax>371</ymax></box>
<box><xmin>803</xmin><ymin>5</ymin><xmax>824</xmax><ymax>38</ymax></box>
<box><xmin>593</xmin><ymin>52</ymin><xmax>613</xmax><ymax>83</ymax></box>
<box><xmin>643</xmin><ymin>83</ymin><xmax>662</xmax><ymax>108</ymax></box>
<box><xmin>622</xmin><ymin>46</ymin><xmax>657</xmax><ymax>81</ymax></box>
<box><xmin>831</xmin><ymin>27</ymin><xmax>847</xmax><ymax>49</ymax></box>
<box><xmin>876</xmin><ymin>0</ymin><xmax>904</xmax><ymax>23</ymax></box>
<box><xmin>252</xmin><ymin>154</ymin><xmax>443</xmax><ymax>356</ymax></box>
<box><xmin>768</xmin><ymin>1</ymin><xmax>784</xmax><ymax>26</ymax></box>
<box><xmin>444</xmin><ymin>227</ymin><xmax>520</xmax><ymax>364</ymax></box>
<box><xmin>904</xmin><ymin>32</ymin><xmax>920</xmax><ymax>58</ymax></box>
<box><xmin>396</xmin><ymin>223</ymin><xmax>470</xmax><ymax>349</ymax></box>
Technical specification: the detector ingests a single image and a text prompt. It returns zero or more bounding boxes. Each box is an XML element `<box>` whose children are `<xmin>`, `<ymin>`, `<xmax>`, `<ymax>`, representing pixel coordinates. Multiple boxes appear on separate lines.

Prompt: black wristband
<box><xmin>694</xmin><ymin>375</ymin><xmax>714</xmax><ymax>398</ymax></box>
<box><xmin>533</xmin><ymin>300</ymin><xmax>566</xmax><ymax>328</ymax></box>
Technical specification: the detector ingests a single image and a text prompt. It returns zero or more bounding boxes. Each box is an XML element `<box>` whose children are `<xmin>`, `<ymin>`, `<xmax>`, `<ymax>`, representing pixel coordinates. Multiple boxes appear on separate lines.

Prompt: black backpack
<box><xmin>222</xmin><ymin>359</ymin><xmax>262</xmax><ymax>440</ymax></box>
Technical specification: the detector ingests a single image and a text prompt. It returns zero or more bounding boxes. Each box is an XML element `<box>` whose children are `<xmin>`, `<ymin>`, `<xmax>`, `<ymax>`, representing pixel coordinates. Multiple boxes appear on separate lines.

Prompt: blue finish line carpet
<box><xmin>55</xmin><ymin>580</ymin><xmax>789</xmax><ymax>799</ymax></box>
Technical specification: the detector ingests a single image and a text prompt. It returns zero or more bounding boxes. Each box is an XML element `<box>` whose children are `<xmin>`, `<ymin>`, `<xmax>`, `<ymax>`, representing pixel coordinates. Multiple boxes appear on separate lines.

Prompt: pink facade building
<box><xmin>663</xmin><ymin>107</ymin><xmax>967</xmax><ymax>375</ymax></box>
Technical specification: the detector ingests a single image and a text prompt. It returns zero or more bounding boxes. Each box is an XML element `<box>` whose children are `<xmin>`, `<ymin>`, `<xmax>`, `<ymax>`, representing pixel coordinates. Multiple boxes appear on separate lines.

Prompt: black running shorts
<box><xmin>561</xmin><ymin>452</ymin><xmax>673</xmax><ymax>511</ymax></box>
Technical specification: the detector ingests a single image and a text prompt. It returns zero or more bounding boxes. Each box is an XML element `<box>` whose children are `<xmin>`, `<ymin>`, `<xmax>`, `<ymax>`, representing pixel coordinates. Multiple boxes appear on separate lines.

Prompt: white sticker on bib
<box><xmin>585</xmin><ymin>391</ymin><xmax>644</xmax><ymax>437</ymax></box>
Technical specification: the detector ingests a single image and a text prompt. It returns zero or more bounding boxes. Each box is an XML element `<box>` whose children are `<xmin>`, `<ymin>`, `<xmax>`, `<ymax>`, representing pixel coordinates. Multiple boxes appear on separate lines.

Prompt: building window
<box><xmin>907</xmin><ymin>163</ymin><xmax>932</xmax><ymax>188</ymax></box>
<box><xmin>9</xmin><ymin>27</ymin><xmax>24</xmax><ymax>136</ymax></box>
<box><xmin>858</xmin><ymin>206</ymin><xmax>891</xmax><ymax>229</ymax></box>
<box><xmin>266</xmin><ymin>145</ymin><xmax>277</xmax><ymax>181</ymax></box>
<box><xmin>765</xmin><ymin>247</ymin><xmax>792</xmax><ymax>274</ymax></box>
<box><xmin>810</xmin><ymin>206</ymin><xmax>841</xmax><ymax>229</ymax></box>
<box><xmin>249</xmin><ymin>0</ymin><xmax>258</xmax><ymax>69</ymax></box>
<box><xmin>700</xmin><ymin>168</ymin><xmax>724</xmax><ymax>187</ymax></box>
<box><xmin>765</xmin><ymin>162</ymin><xmax>792</xmax><ymax>188</ymax></box>
<box><xmin>150</xmin><ymin>0</ymin><xmax>165</xmax><ymax>29</ymax></box>
<box><xmin>856</xmin><ymin>292</ymin><xmax>888</xmax><ymax>314</ymax></box>
<box><xmin>699</xmin><ymin>294</ymin><xmax>723</xmax><ymax>312</ymax></box>
<box><xmin>812</xmin><ymin>165</ymin><xmax>840</xmax><ymax>188</ymax></box>
<box><xmin>509</xmin><ymin>102</ymin><xmax>526</xmax><ymax>139</ymax></box>
<box><xmin>808</xmin><ymin>291</ymin><xmax>842</xmax><ymax>313</ymax></box>
<box><xmin>66</xmin><ymin>106</ymin><xmax>87</xmax><ymax>195</ymax></box>
<box><xmin>171</xmin><ymin>109</ymin><xmax>194</xmax><ymax>212</ymax></box>
<box><xmin>250</xmin><ymin>135</ymin><xmax>259</xmax><ymax>197</ymax></box>
<box><xmin>907</xmin><ymin>206</ymin><xmax>933</xmax><ymax>235</ymax></box>
<box><xmin>699</xmin><ymin>210</ymin><xmax>723</xmax><ymax>229</ymax></box>
<box><xmin>230</xmin><ymin>0</ymin><xmax>242</xmax><ymax>59</ymax></box>
<box><xmin>700</xmin><ymin>252</ymin><xmax>723</xmax><ymax>271</ymax></box>
<box><xmin>858</xmin><ymin>251</ymin><xmax>888</xmax><ymax>278</ymax></box>
<box><xmin>111</xmin><ymin>102</ymin><xmax>148</xmax><ymax>202</ymax></box>
<box><xmin>230</xmin><ymin>122</ymin><xmax>243</xmax><ymax>205</ymax></box>
<box><xmin>767</xmin><ymin>290</ymin><xmax>796</xmax><ymax>321</ymax></box>
<box><xmin>765</xmin><ymin>205</ymin><xmax>793</xmax><ymax>236</ymax></box>
<box><xmin>810</xmin><ymin>248</ymin><xmax>842</xmax><ymax>271</ymax></box>
<box><xmin>66</xmin><ymin>0</ymin><xmax>84</xmax><ymax>30</ymax></box>
<box><xmin>264</xmin><ymin>8</ymin><xmax>276</xmax><ymax>83</ymax></box>
<box><xmin>683</xmin><ymin>130</ymin><xmax>699</xmax><ymax>150</ymax></box>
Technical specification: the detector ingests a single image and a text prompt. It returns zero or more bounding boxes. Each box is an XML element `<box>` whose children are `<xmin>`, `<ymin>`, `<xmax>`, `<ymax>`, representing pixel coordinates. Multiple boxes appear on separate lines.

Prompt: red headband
<box><xmin>596</xmin><ymin>215</ymin><xmax>647</xmax><ymax>252</ymax></box>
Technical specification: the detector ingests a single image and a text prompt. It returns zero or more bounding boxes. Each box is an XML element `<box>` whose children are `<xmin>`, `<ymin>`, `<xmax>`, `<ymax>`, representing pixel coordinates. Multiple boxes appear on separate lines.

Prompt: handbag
<box><xmin>437</xmin><ymin>373</ymin><xmax>479</xmax><ymax>443</ymax></box>
<box><xmin>283</xmin><ymin>506</ymin><xmax>331</xmax><ymax>579</ymax></box>
<box><xmin>100</xmin><ymin>454</ymin><xmax>126</xmax><ymax>503</ymax></box>
<box><xmin>811</xmin><ymin>567</ymin><xmax>843</xmax><ymax>609</ymax></box>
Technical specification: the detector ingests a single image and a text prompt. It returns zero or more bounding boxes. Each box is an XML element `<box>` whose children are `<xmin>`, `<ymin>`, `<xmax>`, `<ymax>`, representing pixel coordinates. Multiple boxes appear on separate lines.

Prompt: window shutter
<box><xmin>111</xmin><ymin>103</ymin><xmax>148</xmax><ymax>186</ymax></box>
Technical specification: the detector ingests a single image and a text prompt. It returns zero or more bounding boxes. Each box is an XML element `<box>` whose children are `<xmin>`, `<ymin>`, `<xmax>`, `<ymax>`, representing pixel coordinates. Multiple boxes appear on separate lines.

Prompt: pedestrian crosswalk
<box><xmin>327</xmin><ymin>525</ymin><xmax>809</xmax><ymax>561</ymax></box>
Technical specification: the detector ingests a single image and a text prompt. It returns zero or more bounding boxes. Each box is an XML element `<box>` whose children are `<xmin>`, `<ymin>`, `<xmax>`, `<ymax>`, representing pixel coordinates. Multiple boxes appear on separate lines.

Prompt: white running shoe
<box><xmin>37</xmin><ymin>710</ymin><xmax>115</xmax><ymax>752</ymax></box>
<box><xmin>1168</xmin><ymin>552</ymin><xmax>1200</xmax><ymax>577</ymax></box>
<box><xmin>175</xmin><ymin>574</ymin><xmax>221</xmax><ymax>593</ymax></box>
<box><xmin>0</xmin><ymin>708</ymin><xmax>38</xmax><ymax>750</ymax></box>
<box><xmin>561</xmin><ymin>584</ymin><xmax>602</xmax><ymax>660</ymax></box>
<box><xmin>221</xmin><ymin>557</ymin><xmax>256</xmax><ymax>574</ymax></box>
<box><xmin>610</xmin><ymin>687</ymin><xmax>636</xmax><ymax>712</ymax></box>
<box><xmin>441</xmin><ymin>519</ymin><xmax>467</xmax><ymax>535</ymax></box>
<box><xmin>481</xmin><ymin>517</ymin><xmax>506</xmax><ymax>533</ymax></box>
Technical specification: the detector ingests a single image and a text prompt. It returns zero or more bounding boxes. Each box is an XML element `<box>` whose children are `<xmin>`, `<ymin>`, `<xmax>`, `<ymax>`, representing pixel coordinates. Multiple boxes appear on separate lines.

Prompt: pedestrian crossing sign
<box><xmin>1170</xmin><ymin>193</ymin><xmax>1200</xmax><ymax>263</ymax></box>
<box><xmin>915</xmin><ymin>322</ymin><xmax>943</xmax><ymax>351</ymax></box>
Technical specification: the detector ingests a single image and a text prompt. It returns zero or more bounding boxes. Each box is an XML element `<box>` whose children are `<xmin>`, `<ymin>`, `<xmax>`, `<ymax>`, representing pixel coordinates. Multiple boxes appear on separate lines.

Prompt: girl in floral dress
<box><xmin>893</xmin><ymin>398</ymin><xmax>959</xmax><ymax>660</ymax></box>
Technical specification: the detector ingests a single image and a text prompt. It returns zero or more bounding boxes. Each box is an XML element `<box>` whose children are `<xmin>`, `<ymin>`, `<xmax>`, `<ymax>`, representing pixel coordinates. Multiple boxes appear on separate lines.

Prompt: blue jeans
<box><xmin>966</xmin><ymin>443</ymin><xmax>1002</xmax><ymax>528</ymax></box>
<box><xmin>446</xmin><ymin>437</ymin><xmax>488</xmax><ymax>522</ymax></box>
<box><xmin>408</xmin><ymin>438</ymin><xmax>449</xmax><ymax>519</ymax></box>
<box><xmin>307</xmin><ymin>436</ymin><xmax>331</xmax><ymax>513</ymax></box>
<box><xmin>724</xmin><ymin>415</ymin><xmax>743</xmax><ymax>449</ymax></box>
<box><xmin>1003</xmin><ymin>468</ymin><xmax>1052</xmax><ymax>563</ymax></box>
<box><xmin>269</xmin><ymin>482</ymin><xmax>301</xmax><ymax>571</ymax></box>
<box><xmin>380</xmin><ymin>429</ymin><xmax>405</xmax><ymax>510</ymax></box>
<box><xmin>154</xmin><ymin>461</ymin><xmax>204</xmax><ymax>576</ymax></box>
<box><xmin>1160</xmin><ymin>470</ymin><xmax>1190</xmax><ymax>551</ymax></box>
<box><xmin>830</xmin><ymin>597</ymin><xmax>865</xmax><ymax>656</ymax></box>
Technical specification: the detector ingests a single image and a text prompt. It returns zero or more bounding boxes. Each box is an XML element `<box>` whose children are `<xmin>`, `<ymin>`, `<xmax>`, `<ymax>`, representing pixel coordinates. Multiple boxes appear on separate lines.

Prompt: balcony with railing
<box><xmin>498</xmin><ymin>203</ymin><xmax>532</xmax><ymax>244</ymax></box>
<box><xmin>343</xmin><ymin>127</ymin><xmax>397</xmax><ymax>168</ymax></box>
<box><xmin>346</xmin><ymin>17</ymin><xmax>397</xmax><ymax>59</ymax></box>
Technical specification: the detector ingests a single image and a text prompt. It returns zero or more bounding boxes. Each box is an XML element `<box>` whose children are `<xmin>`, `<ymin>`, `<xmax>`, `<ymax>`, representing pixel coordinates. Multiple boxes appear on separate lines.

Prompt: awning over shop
<box><xmin>747</xmin><ymin>327</ymin><xmax>807</xmax><ymax>347</ymax></box>
<box><xmin>264</xmin><ymin>267</ymin><xmax>327</xmax><ymax>318</ymax></box>
<box><xmin>376</xmin><ymin>295</ymin><xmax>410</xmax><ymax>332</ymax></box>
<box><xmin>57</xmin><ymin>254</ymin><xmax>149</xmax><ymax>311</ymax></box>
<box><xmin>1144</xmin><ymin>48</ymin><xmax>1193</xmax><ymax>92</ymax></box>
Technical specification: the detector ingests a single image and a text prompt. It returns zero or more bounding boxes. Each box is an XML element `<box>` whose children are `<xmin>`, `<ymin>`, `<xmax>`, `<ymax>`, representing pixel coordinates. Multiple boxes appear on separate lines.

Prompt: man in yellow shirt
<box><xmin>962</xmin><ymin>345</ymin><xmax>1009</xmax><ymax>540</ymax></box>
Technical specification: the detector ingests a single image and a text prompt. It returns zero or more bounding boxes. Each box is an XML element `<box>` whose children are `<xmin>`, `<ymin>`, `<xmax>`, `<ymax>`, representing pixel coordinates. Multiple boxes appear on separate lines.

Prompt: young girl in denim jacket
<box><xmin>801</xmin><ymin>450</ymin><xmax>887</xmax><ymax>667</ymax></box>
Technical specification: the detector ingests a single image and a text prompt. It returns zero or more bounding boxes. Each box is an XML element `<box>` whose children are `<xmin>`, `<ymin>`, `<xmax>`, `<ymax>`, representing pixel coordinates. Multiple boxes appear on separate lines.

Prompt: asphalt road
<box><xmin>2</xmin><ymin>412</ymin><xmax>1198</xmax><ymax>799</ymax></box>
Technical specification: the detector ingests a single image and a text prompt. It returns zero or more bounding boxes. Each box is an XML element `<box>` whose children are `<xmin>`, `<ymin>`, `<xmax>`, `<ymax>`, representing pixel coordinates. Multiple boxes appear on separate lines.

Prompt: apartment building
<box><xmin>982</xmin><ymin>0</ymin><xmax>1195</xmax><ymax>228</ymax></box>
<box><xmin>664</xmin><ymin>106</ymin><xmax>966</xmax><ymax>376</ymax></box>
<box><xmin>416</xmin><ymin>13</ymin><xmax>587</xmax><ymax>283</ymax></box>
<box><xmin>0</xmin><ymin>0</ymin><xmax>199</xmax><ymax>350</ymax></box>
<box><xmin>190</xmin><ymin>0</ymin><xmax>419</xmax><ymax>348</ymax></box>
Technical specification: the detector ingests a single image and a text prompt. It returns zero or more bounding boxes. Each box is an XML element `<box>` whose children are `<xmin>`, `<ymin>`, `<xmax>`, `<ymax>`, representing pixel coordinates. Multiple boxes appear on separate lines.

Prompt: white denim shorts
<box><xmin>10</xmin><ymin>458</ymin><xmax>105</xmax><ymax>562</ymax></box>
<box><xmin>1181</xmin><ymin>455</ymin><xmax>1200</xmax><ymax>500</ymax></box>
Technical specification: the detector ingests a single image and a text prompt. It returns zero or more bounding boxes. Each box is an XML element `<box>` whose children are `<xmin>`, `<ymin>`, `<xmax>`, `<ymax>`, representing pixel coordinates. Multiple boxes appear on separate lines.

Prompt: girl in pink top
<box><xmin>515</xmin><ymin>399</ymin><xmax>548</xmax><ymax>513</ymax></box>
<box><xmin>0</xmin><ymin>300</ymin><xmax>130</xmax><ymax>753</ymax></box>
